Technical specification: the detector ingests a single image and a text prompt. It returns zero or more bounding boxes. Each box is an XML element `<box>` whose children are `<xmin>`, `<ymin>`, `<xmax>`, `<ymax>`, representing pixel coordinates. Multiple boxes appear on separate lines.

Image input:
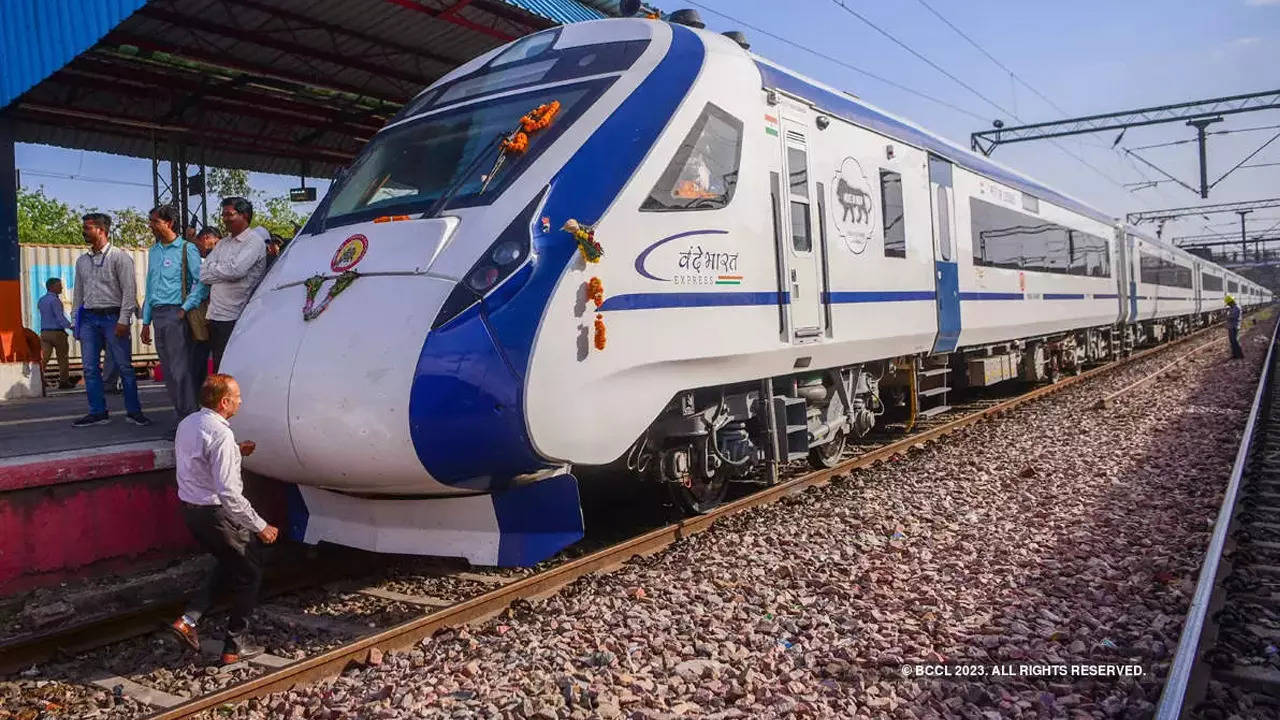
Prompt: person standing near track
<box><xmin>37</xmin><ymin>277</ymin><xmax>74</xmax><ymax>389</ymax></box>
<box><xmin>200</xmin><ymin>198</ymin><xmax>266</xmax><ymax>371</ymax></box>
<box><xmin>140</xmin><ymin>204</ymin><xmax>207</xmax><ymax>423</ymax></box>
<box><xmin>71</xmin><ymin>212</ymin><xmax>150</xmax><ymax>427</ymax></box>
<box><xmin>169</xmin><ymin>373</ymin><xmax>278</xmax><ymax>665</ymax></box>
<box><xmin>1226</xmin><ymin>295</ymin><xmax>1244</xmax><ymax>360</ymax></box>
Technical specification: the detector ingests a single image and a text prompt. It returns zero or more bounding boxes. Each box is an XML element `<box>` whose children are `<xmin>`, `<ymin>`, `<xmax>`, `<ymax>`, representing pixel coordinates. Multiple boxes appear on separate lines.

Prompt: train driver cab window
<box><xmin>641</xmin><ymin>103</ymin><xmax>743</xmax><ymax>211</ymax></box>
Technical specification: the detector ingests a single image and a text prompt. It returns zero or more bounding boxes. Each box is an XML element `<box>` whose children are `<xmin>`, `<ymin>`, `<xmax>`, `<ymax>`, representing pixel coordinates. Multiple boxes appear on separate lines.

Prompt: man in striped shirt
<box><xmin>71</xmin><ymin>213</ymin><xmax>151</xmax><ymax>428</ymax></box>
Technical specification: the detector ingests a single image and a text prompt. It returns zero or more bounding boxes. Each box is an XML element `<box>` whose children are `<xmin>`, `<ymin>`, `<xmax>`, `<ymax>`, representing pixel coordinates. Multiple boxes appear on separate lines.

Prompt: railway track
<box><xmin>1155</xmin><ymin>315</ymin><xmax>1280</xmax><ymax>720</ymax></box>
<box><xmin>0</xmin><ymin>319</ymin><xmax>1253</xmax><ymax>720</ymax></box>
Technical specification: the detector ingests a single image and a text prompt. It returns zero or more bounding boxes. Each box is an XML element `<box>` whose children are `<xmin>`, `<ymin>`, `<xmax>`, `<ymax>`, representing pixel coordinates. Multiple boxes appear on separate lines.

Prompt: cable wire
<box><xmin>684</xmin><ymin>1</ymin><xmax>990</xmax><ymax>122</ymax></box>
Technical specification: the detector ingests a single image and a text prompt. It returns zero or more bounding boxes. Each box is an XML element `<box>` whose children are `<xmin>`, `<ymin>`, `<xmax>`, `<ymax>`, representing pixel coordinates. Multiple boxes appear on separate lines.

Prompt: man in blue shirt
<box><xmin>1226</xmin><ymin>295</ymin><xmax>1244</xmax><ymax>360</ymax></box>
<box><xmin>38</xmin><ymin>277</ymin><xmax>74</xmax><ymax>389</ymax></box>
<box><xmin>141</xmin><ymin>205</ymin><xmax>208</xmax><ymax>419</ymax></box>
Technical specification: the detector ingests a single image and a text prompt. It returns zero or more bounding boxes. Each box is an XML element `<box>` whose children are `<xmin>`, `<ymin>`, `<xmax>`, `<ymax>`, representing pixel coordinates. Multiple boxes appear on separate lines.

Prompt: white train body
<box><xmin>220</xmin><ymin>18</ymin><xmax>1270</xmax><ymax>565</ymax></box>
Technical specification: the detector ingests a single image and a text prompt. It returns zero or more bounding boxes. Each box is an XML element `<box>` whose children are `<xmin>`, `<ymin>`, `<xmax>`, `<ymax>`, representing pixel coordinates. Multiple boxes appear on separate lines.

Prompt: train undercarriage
<box><xmin>623</xmin><ymin>316</ymin><xmax>1219</xmax><ymax>513</ymax></box>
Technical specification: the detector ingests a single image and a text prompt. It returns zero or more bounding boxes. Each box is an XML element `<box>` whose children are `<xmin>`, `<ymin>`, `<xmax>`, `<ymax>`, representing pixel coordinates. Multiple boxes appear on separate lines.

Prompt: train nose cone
<box><xmin>222</xmin><ymin>218</ymin><xmax>465</xmax><ymax>495</ymax></box>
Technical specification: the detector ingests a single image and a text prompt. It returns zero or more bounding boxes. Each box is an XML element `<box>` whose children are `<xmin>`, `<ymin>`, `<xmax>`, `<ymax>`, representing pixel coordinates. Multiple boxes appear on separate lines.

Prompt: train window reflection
<box><xmin>970</xmin><ymin>198</ymin><xmax>1110</xmax><ymax>278</ymax></box>
<box><xmin>641</xmin><ymin>103</ymin><xmax>743</xmax><ymax>212</ymax></box>
<box><xmin>315</xmin><ymin>82</ymin><xmax>602</xmax><ymax>230</ymax></box>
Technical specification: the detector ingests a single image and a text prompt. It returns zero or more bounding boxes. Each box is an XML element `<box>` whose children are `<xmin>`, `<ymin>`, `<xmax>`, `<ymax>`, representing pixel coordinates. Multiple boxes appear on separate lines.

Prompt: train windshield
<box><xmin>313</xmin><ymin>79</ymin><xmax>609</xmax><ymax>231</ymax></box>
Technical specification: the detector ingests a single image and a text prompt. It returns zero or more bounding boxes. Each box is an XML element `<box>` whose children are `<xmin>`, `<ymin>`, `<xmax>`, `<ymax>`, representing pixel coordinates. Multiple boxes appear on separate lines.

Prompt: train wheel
<box><xmin>808</xmin><ymin>430</ymin><xmax>848</xmax><ymax>470</ymax></box>
<box><xmin>669</xmin><ymin>473</ymin><xmax>730</xmax><ymax>515</ymax></box>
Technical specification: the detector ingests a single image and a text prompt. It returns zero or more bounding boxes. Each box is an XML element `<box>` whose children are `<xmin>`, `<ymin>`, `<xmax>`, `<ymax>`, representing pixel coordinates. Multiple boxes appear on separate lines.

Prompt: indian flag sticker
<box><xmin>716</xmin><ymin>275</ymin><xmax>743</xmax><ymax>285</ymax></box>
<box><xmin>765</xmin><ymin>114</ymin><xmax>779</xmax><ymax>136</ymax></box>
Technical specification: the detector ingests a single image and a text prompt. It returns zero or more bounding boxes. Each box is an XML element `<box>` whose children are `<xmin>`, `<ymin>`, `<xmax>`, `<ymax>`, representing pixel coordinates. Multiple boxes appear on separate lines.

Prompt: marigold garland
<box><xmin>500</xmin><ymin>101</ymin><xmax>560</xmax><ymax>156</ymax></box>
<box><xmin>593</xmin><ymin>314</ymin><xmax>607</xmax><ymax>350</ymax></box>
<box><xmin>586</xmin><ymin>277</ymin><xmax>605</xmax><ymax>308</ymax></box>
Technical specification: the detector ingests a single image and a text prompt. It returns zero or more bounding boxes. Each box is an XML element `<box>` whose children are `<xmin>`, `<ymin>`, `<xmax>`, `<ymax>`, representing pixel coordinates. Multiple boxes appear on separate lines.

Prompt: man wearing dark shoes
<box><xmin>168</xmin><ymin>374</ymin><xmax>278</xmax><ymax>665</ymax></box>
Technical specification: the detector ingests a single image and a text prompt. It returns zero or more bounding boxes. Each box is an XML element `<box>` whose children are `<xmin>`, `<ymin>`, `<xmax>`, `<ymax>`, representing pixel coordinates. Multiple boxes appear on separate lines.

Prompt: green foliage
<box><xmin>257</xmin><ymin>195</ymin><xmax>308</xmax><ymax>240</ymax></box>
<box><xmin>208</xmin><ymin>167</ymin><xmax>252</xmax><ymax>199</ymax></box>
<box><xmin>111</xmin><ymin>208</ymin><xmax>152</xmax><ymax>248</ymax></box>
<box><xmin>16</xmin><ymin>186</ymin><xmax>82</xmax><ymax>246</ymax></box>
<box><xmin>20</xmin><ymin>168</ymin><xmax>312</xmax><ymax>250</ymax></box>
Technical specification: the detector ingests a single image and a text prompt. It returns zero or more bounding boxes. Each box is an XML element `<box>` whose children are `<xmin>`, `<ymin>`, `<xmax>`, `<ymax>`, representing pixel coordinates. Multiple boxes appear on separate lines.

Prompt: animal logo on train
<box><xmin>832</xmin><ymin>157</ymin><xmax>875</xmax><ymax>254</ymax></box>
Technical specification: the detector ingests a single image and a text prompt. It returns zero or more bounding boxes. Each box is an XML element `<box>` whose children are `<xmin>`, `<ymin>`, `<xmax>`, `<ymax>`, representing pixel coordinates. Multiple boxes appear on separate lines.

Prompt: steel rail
<box><xmin>141</xmin><ymin>320</ymin><xmax>1241</xmax><ymax>720</ymax></box>
<box><xmin>1154</xmin><ymin>313</ymin><xmax>1280</xmax><ymax>719</ymax></box>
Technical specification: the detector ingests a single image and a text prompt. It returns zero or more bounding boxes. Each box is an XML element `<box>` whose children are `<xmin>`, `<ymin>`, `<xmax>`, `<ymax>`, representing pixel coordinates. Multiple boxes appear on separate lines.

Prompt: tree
<box><xmin>110</xmin><ymin>207</ymin><xmax>152</xmax><ymax>248</ymax></box>
<box><xmin>208</xmin><ymin>167</ymin><xmax>251</xmax><ymax>199</ymax></box>
<box><xmin>257</xmin><ymin>194</ymin><xmax>309</xmax><ymax>240</ymax></box>
<box><xmin>17</xmin><ymin>186</ymin><xmax>82</xmax><ymax>246</ymax></box>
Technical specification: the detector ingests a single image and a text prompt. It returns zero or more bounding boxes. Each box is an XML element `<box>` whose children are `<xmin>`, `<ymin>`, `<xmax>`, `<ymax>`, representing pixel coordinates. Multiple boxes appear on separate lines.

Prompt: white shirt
<box><xmin>175</xmin><ymin>408</ymin><xmax>268</xmax><ymax>533</ymax></box>
<box><xmin>200</xmin><ymin>226</ymin><xmax>267</xmax><ymax>321</ymax></box>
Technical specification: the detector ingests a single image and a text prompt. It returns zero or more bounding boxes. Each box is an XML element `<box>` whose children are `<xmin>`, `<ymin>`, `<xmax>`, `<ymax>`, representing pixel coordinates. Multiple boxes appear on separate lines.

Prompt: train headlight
<box><xmin>431</xmin><ymin>190</ymin><xmax>545</xmax><ymax>331</ymax></box>
<box><xmin>468</xmin><ymin>266</ymin><xmax>501</xmax><ymax>292</ymax></box>
<box><xmin>491</xmin><ymin>240</ymin><xmax>523</xmax><ymax>266</ymax></box>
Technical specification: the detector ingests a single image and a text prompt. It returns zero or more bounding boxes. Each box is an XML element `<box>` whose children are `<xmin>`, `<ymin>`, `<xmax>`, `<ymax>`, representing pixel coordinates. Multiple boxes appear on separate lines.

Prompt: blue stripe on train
<box><xmin>407</xmin><ymin>25</ymin><xmax>705</xmax><ymax>488</ymax></box>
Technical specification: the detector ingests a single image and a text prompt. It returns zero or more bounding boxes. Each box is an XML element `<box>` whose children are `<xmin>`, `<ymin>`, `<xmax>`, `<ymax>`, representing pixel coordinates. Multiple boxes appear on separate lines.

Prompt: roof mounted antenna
<box><xmin>722</xmin><ymin>31</ymin><xmax>749</xmax><ymax>49</ymax></box>
<box><xmin>669</xmin><ymin>9</ymin><xmax>705</xmax><ymax>28</ymax></box>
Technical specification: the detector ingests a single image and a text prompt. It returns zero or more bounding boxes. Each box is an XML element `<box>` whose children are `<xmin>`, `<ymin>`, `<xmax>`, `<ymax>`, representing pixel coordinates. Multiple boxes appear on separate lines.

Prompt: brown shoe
<box><xmin>169</xmin><ymin>617</ymin><xmax>200</xmax><ymax>652</ymax></box>
<box><xmin>220</xmin><ymin>643</ymin><xmax>264</xmax><ymax>666</ymax></box>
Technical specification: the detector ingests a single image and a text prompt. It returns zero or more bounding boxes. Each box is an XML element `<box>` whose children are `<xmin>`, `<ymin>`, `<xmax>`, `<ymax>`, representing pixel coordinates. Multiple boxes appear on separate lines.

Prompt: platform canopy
<box><xmin>1</xmin><ymin>0</ymin><xmax>620</xmax><ymax>178</ymax></box>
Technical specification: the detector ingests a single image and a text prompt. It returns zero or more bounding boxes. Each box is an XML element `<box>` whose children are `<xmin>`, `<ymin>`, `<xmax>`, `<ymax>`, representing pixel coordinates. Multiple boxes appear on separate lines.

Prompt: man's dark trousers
<box><xmin>1230</xmin><ymin>325</ymin><xmax>1245</xmax><ymax>358</ymax></box>
<box><xmin>153</xmin><ymin>305</ymin><xmax>198</xmax><ymax>416</ymax></box>
<box><xmin>181</xmin><ymin>503</ymin><xmax>263</xmax><ymax>650</ymax></box>
<box><xmin>208</xmin><ymin>319</ymin><xmax>236</xmax><ymax>373</ymax></box>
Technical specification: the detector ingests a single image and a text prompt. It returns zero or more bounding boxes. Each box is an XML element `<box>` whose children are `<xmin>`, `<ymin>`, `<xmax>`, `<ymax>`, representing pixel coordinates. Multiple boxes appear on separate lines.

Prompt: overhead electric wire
<box><xmin>912</xmin><ymin>0</ymin><xmax>1071</xmax><ymax>117</ymax></box>
<box><xmin>20</xmin><ymin>169</ymin><xmax>152</xmax><ymax>189</ymax></box>
<box><xmin>827</xmin><ymin>0</ymin><xmax>1127</xmax><ymax>191</ymax></box>
<box><xmin>684</xmin><ymin>1</ymin><xmax>990</xmax><ymax>123</ymax></box>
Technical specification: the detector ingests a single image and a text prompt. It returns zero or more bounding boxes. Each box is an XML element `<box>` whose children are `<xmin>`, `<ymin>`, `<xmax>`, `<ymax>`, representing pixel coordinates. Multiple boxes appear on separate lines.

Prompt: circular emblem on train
<box><xmin>330</xmin><ymin>234</ymin><xmax>368</xmax><ymax>272</ymax></box>
<box><xmin>831</xmin><ymin>157</ymin><xmax>876</xmax><ymax>255</ymax></box>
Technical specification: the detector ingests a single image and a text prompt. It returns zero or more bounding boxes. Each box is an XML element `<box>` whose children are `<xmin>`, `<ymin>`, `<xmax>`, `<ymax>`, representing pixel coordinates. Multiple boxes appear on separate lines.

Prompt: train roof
<box><xmin>750</xmin><ymin>57</ymin><xmax>1116</xmax><ymax>227</ymax></box>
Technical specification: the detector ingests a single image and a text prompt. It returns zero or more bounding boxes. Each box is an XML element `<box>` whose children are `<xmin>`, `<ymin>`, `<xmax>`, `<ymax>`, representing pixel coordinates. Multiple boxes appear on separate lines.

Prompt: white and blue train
<box><xmin>221</xmin><ymin>14</ymin><xmax>1271</xmax><ymax>566</ymax></box>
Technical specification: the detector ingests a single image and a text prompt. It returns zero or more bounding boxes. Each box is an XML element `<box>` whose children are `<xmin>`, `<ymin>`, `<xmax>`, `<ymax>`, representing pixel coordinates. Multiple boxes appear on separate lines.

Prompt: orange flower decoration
<box><xmin>586</xmin><ymin>277</ymin><xmax>605</xmax><ymax>309</ymax></box>
<box><xmin>593</xmin><ymin>314</ymin><xmax>607</xmax><ymax>350</ymax></box>
<box><xmin>500</xmin><ymin>132</ymin><xmax>529</xmax><ymax>154</ymax></box>
<box><xmin>520</xmin><ymin>101</ymin><xmax>561</xmax><ymax>132</ymax></box>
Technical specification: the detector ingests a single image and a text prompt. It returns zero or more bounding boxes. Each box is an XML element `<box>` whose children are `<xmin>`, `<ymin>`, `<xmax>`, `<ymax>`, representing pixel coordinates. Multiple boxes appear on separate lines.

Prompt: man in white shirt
<box><xmin>169</xmin><ymin>373</ymin><xmax>279</xmax><ymax>665</ymax></box>
<box><xmin>200</xmin><ymin>197</ymin><xmax>267</xmax><ymax>372</ymax></box>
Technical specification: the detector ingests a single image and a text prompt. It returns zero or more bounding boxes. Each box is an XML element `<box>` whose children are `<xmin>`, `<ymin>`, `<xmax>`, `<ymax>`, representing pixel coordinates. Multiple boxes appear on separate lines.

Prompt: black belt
<box><xmin>84</xmin><ymin>307</ymin><xmax>121</xmax><ymax>316</ymax></box>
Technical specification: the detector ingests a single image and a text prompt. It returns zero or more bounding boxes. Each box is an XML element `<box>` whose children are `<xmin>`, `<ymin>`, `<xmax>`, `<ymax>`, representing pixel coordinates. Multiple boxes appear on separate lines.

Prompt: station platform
<box><xmin>0</xmin><ymin>381</ymin><xmax>285</xmax><ymax>596</ymax></box>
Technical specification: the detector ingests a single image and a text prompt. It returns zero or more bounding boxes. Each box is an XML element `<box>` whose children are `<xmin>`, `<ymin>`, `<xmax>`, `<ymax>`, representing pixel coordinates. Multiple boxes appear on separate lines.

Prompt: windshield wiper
<box><xmin>427</xmin><ymin>133</ymin><xmax>505</xmax><ymax>219</ymax></box>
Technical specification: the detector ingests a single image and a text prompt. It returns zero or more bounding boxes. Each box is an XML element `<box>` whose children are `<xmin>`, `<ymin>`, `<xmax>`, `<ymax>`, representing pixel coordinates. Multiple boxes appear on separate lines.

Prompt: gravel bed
<box><xmin>0</xmin><ymin>677</ymin><xmax>147</xmax><ymax>719</ymax></box>
<box><xmin>376</xmin><ymin>575</ymin><xmax>493</xmax><ymax>601</ymax></box>
<box><xmin>279</xmin><ymin>589</ymin><xmax>422</xmax><ymax>630</ymax></box>
<box><xmin>200</xmin><ymin>317</ymin><xmax>1272</xmax><ymax>720</ymax></box>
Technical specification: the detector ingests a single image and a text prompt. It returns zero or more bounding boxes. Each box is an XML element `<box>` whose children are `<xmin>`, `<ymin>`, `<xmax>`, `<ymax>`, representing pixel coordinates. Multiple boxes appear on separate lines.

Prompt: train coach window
<box><xmin>1203</xmin><ymin>272</ymin><xmax>1223</xmax><ymax>292</ymax></box>
<box><xmin>641</xmin><ymin>104</ymin><xmax>743</xmax><ymax>212</ymax></box>
<box><xmin>881</xmin><ymin>171</ymin><xmax>906</xmax><ymax>258</ymax></box>
<box><xmin>971</xmin><ymin>197</ymin><xmax>1110</xmax><ymax>278</ymax></box>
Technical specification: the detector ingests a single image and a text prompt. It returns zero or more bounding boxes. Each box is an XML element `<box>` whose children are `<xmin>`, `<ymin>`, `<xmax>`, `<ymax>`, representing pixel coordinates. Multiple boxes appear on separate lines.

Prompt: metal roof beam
<box><xmin>136</xmin><ymin>5</ymin><xmax>436</xmax><ymax>90</ymax></box>
<box><xmin>383</xmin><ymin>0</ymin><xmax>519</xmax><ymax>42</ymax></box>
<box><xmin>47</xmin><ymin>70</ymin><xmax>378</xmax><ymax>142</ymax></box>
<box><xmin>1175</xmin><ymin>235</ymin><xmax>1280</xmax><ymax>249</ymax></box>
<box><xmin>971</xmin><ymin>89</ymin><xmax>1280</xmax><ymax>155</ymax></box>
<box><xmin>1127</xmin><ymin>198</ymin><xmax>1280</xmax><ymax>224</ymax></box>
<box><xmin>216</xmin><ymin>0</ymin><xmax>463</xmax><ymax>71</ymax></box>
<box><xmin>103</xmin><ymin>33</ymin><xmax>409</xmax><ymax>106</ymax></box>
<box><xmin>14</xmin><ymin>103</ymin><xmax>355</xmax><ymax>164</ymax></box>
<box><xmin>63</xmin><ymin>60</ymin><xmax>386</xmax><ymax>133</ymax></box>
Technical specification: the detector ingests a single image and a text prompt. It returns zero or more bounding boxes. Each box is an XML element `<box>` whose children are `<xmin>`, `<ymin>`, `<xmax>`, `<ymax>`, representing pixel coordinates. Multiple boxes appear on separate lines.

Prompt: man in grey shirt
<box><xmin>72</xmin><ymin>213</ymin><xmax>151</xmax><ymax>427</ymax></box>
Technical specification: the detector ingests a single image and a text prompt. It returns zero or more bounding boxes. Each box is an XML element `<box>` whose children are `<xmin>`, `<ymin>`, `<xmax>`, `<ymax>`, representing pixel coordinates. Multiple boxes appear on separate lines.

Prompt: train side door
<box><xmin>777</xmin><ymin>107</ymin><xmax>824</xmax><ymax>342</ymax></box>
<box><xmin>1127</xmin><ymin>234</ymin><xmax>1139</xmax><ymax>321</ymax></box>
<box><xmin>928</xmin><ymin>155</ymin><xmax>961</xmax><ymax>353</ymax></box>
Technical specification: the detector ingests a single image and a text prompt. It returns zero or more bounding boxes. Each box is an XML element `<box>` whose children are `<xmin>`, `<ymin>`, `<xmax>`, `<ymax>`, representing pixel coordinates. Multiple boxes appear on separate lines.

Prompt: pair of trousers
<box><xmin>181</xmin><ymin>504</ymin><xmax>263</xmax><ymax>648</ymax></box>
<box><xmin>1229</xmin><ymin>326</ymin><xmax>1244</xmax><ymax>358</ymax></box>
<box><xmin>208</xmin><ymin>319</ymin><xmax>237</xmax><ymax>373</ymax></box>
<box><xmin>191</xmin><ymin>340</ymin><xmax>211</xmax><ymax>395</ymax></box>
<box><xmin>40</xmin><ymin>330</ymin><xmax>70</xmax><ymax>384</ymax></box>
<box><xmin>152</xmin><ymin>305</ymin><xmax>198</xmax><ymax>417</ymax></box>
<box><xmin>79</xmin><ymin>311</ymin><xmax>141</xmax><ymax>416</ymax></box>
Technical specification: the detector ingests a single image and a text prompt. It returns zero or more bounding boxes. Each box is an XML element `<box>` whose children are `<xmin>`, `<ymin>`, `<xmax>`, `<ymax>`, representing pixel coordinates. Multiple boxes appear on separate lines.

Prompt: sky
<box><xmin>15</xmin><ymin>0</ymin><xmax>1280</xmax><ymax>240</ymax></box>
